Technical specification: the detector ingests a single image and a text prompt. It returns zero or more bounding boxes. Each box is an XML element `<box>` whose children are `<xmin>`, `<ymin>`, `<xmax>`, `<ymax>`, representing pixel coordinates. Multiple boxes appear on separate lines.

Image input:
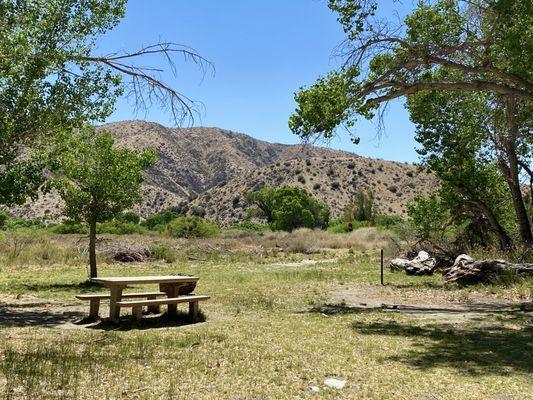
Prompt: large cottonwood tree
<box><xmin>289</xmin><ymin>0</ymin><xmax>532</xmax><ymax>245</ymax></box>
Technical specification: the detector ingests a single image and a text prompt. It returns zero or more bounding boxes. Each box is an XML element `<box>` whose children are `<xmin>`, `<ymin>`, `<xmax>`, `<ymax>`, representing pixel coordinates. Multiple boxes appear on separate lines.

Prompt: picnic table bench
<box><xmin>77</xmin><ymin>275</ymin><xmax>209</xmax><ymax>322</ymax></box>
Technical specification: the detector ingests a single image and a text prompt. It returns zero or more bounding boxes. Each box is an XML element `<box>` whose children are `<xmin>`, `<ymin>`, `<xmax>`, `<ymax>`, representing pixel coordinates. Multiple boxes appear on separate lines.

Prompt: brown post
<box><xmin>380</xmin><ymin>249</ymin><xmax>384</xmax><ymax>285</ymax></box>
<box><xmin>189</xmin><ymin>301</ymin><xmax>199</xmax><ymax>322</ymax></box>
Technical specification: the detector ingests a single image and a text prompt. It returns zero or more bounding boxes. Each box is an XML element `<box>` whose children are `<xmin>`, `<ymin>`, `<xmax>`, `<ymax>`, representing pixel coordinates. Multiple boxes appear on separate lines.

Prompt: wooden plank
<box><xmin>91</xmin><ymin>275</ymin><xmax>198</xmax><ymax>285</ymax></box>
<box><xmin>76</xmin><ymin>292</ymin><xmax>166</xmax><ymax>301</ymax></box>
<box><xmin>116</xmin><ymin>295</ymin><xmax>210</xmax><ymax>308</ymax></box>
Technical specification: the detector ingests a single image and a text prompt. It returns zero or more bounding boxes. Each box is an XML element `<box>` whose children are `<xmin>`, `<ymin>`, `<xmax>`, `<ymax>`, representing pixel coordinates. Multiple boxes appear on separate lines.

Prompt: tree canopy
<box><xmin>0</xmin><ymin>0</ymin><xmax>210</xmax><ymax>207</ymax></box>
<box><xmin>245</xmin><ymin>186</ymin><xmax>330</xmax><ymax>231</ymax></box>
<box><xmin>52</xmin><ymin>127</ymin><xmax>157</xmax><ymax>277</ymax></box>
<box><xmin>290</xmin><ymin>0</ymin><xmax>532</xmax><ymax>245</ymax></box>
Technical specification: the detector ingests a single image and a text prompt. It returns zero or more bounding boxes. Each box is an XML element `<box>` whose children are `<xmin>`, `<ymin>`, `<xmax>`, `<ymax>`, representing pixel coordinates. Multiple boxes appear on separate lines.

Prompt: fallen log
<box><xmin>444</xmin><ymin>254</ymin><xmax>533</xmax><ymax>285</ymax></box>
<box><xmin>389</xmin><ymin>251</ymin><xmax>438</xmax><ymax>276</ymax></box>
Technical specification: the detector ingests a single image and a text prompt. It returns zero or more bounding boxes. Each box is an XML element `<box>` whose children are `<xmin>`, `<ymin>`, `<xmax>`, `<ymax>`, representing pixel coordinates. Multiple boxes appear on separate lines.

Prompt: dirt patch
<box><xmin>322</xmin><ymin>285</ymin><xmax>532</xmax><ymax>322</ymax></box>
<box><xmin>269</xmin><ymin>258</ymin><xmax>338</xmax><ymax>267</ymax></box>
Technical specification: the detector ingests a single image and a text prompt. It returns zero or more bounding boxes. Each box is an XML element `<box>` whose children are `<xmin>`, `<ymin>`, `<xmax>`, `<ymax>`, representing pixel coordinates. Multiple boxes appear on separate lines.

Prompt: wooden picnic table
<box><xmin>91</xmin><ymin>275</ymin><xmax>199</xmax><ymax>322</ymax></box>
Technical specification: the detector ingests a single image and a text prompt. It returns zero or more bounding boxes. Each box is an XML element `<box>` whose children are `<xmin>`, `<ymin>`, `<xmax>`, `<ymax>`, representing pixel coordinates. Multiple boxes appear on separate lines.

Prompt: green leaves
<box><xmin>289</xmin><ymin>68</ymin><xmax>361</xmax><ymax>142</ymax></box>
<box><xmin>51</xmin><ymin>127</ymin><xmax>157</xmax><ymax>224</ymax></box>
<box><xmin>245</xmin><ymin>186</ymin><xmax>330</xmax><ymax>231</ymax></box>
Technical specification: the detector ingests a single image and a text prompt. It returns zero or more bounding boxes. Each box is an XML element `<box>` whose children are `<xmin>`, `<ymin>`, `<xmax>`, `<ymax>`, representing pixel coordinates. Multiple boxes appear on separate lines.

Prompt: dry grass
<box><xmin>0</xmin><ymin>229</ymin><xmax>531</xmax><ymax>399</ymax></box>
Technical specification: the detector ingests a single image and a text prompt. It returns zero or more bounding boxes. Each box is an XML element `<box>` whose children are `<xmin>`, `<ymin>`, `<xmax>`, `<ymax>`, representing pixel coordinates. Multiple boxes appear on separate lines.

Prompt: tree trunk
<box><xmin>89</xmin><ymin>219</ymin><xmax>97</xmax><ymax>278</ymax></box>
<box><xmin>467</xmin><ymin>196</ymin><xmax>514</xmax><ymax>250</ymax></box>
<box><xmin>500</xmin><ymin>98</ymin><xmax>533</xmax><ymax>245</ymax></box>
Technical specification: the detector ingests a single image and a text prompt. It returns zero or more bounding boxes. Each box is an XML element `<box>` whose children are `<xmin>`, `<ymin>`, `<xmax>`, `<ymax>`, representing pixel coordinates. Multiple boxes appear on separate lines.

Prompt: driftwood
<box><xmin>444</xmin><ymin>254</ymin><xmax>533</xmax><ymax>284</ymax></box>
<box><xmin>389</xmin><ymin>251</ymin><xmax>438</xmax><ymax>275</ymax></box>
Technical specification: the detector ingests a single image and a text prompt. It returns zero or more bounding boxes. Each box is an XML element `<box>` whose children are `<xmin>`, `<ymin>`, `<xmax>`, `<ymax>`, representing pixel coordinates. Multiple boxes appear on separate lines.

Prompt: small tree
<box><xmin>52</xmin><ymin>127</ymin><xmax>157</xmax><ymax>277</ymax></box>
<box><xmin>343</xmin><ymin>189</ymin><xmax>375</xmax><ymax>223</ymax></box>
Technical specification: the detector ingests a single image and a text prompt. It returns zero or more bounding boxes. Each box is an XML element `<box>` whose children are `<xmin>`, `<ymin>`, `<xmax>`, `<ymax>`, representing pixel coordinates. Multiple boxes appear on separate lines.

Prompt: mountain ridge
<box><xmin>8</xmin><ymin>120</ymin><xmax>438</xmax><ymax>224</ymax></box>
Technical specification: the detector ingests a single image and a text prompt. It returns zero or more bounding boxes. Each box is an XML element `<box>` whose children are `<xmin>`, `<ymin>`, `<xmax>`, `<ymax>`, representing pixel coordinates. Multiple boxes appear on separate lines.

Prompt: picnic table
<box><xmin>88</xmin><ymin>275</ymin><xmax>205</xmax><ymax>322</ymax></box>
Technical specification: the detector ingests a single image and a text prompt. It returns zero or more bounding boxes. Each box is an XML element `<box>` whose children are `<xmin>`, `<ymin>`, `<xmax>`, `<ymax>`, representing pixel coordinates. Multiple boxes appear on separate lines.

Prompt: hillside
<box><xmin>8</xmin><ymin>120</ymin><xmax>438</xmax><ymax>224</ymax></box>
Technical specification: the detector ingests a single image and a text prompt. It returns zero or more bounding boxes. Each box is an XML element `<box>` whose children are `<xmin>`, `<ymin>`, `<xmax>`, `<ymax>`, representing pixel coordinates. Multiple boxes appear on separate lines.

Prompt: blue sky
<box><xmin>100</xmin><ymin>0</ymin><xmax>420</xmax><ymax>162</ymax></box>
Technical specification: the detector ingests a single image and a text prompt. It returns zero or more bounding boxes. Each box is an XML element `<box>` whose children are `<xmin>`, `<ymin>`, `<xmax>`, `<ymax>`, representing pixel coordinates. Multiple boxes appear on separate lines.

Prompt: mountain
<box><xmin>8</xmin><ymin>120</ymin><xmax>438</xmax><ymax>224</ymax></box>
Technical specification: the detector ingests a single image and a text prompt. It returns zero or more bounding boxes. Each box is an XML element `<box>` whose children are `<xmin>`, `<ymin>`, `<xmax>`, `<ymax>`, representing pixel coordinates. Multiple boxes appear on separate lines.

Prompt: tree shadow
<box><xmin>308</xmin><ymin>302</ymin><xmax>532</xmax><ymax>316</ymax></box>
<box><xmin>0</xmin><ymin>306</ymin><xmax>84</xmax><ymax>328</ymax></box>
<box><xmin>83</xmin><ymin>310</ymin><xmax>207</xmax><ymax>331</ymax></box>
<box><xmin>14</xmin><ymin>280</ymin><xmax>103</xmax><ymax>294</ymax></box>
<box><xmin>350</xmin><ymin>317</ymin><xmax>533</xmax><ymax>376</ymax></box>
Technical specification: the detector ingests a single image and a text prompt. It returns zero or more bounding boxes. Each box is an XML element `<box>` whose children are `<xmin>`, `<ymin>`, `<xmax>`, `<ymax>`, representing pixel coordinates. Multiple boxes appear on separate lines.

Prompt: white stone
<box><xmin>309</xmin><ymin>386</ymin><xmax>320</xmax><ymax>393</ymax></box>
<box><xmin>324</xmin><ymin>378</ymin><xmax>346</xmax><ymax>389</ymax></box>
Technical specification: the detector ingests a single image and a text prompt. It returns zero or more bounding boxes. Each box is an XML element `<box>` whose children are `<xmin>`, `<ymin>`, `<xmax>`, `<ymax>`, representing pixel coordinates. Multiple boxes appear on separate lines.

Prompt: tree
<box><xmin>245</xmin><ymin>186</ymin><xmax>330</xmax><ymax>231</ymax></box>
<box><xmin>52</xmin><ymin>127</ymin><xmax>157</xmax><ymax>277</ymax></box>
<box><xmin>289</xmin><ymin>0</ymin><xmax>532</xmax><ymax>245</ymax></box>
<box><xmin>343</xmin><ymin>189</ymin><xmax>375</xmax><ymax>222</ymax></box>
<box><xmin>0</xmin><ymin>0</ymin><xmax>210</xmax><ymax>207</ymax></box>
<box><xmin>408</xmin><ymin>88</ymin><xmax>516</xmax><ymax>249</ymax></box>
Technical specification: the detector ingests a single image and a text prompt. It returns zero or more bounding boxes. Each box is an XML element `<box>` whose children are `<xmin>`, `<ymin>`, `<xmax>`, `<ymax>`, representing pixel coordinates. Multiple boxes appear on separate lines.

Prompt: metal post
<box><xmin>380</xmin><ymin>248</ymin><xmax>384</xmax><ymax>285</ymax></box>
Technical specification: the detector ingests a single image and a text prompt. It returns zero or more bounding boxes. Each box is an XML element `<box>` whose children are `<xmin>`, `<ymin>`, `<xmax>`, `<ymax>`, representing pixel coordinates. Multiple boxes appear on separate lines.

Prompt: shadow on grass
<box><xmin>308</xmin><ymin>302</ymin><xmax>532</xmax><ymax>316</ymax></box>
<box><xmin>0</xmin><ymin>306</ymin><xmax>84</xmax><ymax>328</ymax></box>
<box><xmin>83</xmin><ymin>310</ymin><xmax>207</xmax><ymax>331</ymax></box>
<box><xmin>14</xmin><ymin>280</ymin><xmax>103</xmax><ymax>294</ymax></box>
<box><xmin>351</xmin><ymin>317</ymin><xmax>533</xmax><ymax>376</ymax></box>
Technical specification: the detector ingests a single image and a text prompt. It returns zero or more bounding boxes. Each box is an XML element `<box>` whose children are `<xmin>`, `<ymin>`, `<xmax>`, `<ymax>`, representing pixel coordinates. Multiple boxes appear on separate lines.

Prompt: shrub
<box><xmin>165</xmin><ymin>216</ymin><xmax>220</xmax><ymax>238</ymax></box>
<box><xmin>97</xmin><ymin>221</ymin><xmax>147</xmax><ymax>235</ymax></box>
<box><xmin>373</xmin><ymin>214</ymin><xmax>404</xmax><ymax>228</ymax></box>
<box><xmin>0</xmin><ymin>211</ymin><xmax>9</xmax><ymax>229</ymax></box>
<box><xmin>49</xmin><ymin>222</ymin><xmax>88</xmax><ymax>234</ymax></box>
<box><xmin>151</xmin><ymin>244</ymin><xmax>178</xmax><ymax>263</ymax></box>
<box><xmin>117</xmin><ymin>211</ymin><xmax>140</xmax><ymax>225</ymax></box>
<box><xmin>228</xmin><ymin>221</ymin><xmax>269</xmax><ymax>232</ymax></box>
<box><xmin>327</xmin><ymin>219</ymin><xmax>372</xmax><ymax>233</ymax></box>
<box><xmin>141</xmin><ymin>210</ymin><xmax>179</xmax><ymax>230</ymax></box>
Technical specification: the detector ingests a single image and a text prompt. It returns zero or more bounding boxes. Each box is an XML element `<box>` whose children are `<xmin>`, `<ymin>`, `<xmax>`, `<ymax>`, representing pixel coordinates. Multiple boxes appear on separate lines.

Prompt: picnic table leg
<box><xmin>163</xmin><ymin>283</ymin><xmax>179</xmax><ymax>317</ymax></box>
<box><xmin>109</xmin><ymin>285</ymin><xmax>125</xmax><ymax>323</ymax></box>
<box><xmin>189</xmin><ymin>301</ymin><xmax>199</xmax><ymax>322</ymax></box>
<box><xmin>89</xmin><ymin>298</ymin><xmax>100</xmax><ymax>319</ymax></box>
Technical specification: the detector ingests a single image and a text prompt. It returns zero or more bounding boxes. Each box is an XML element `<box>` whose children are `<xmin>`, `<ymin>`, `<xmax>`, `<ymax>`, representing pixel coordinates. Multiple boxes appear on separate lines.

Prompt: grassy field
<box><xmin>0</xmin><ymin>229</ymin><xmax>531</xmax><ymax>399</ymax></box>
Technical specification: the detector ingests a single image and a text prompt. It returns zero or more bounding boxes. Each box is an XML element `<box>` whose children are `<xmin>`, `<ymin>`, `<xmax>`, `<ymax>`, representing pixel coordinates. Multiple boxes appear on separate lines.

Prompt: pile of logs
<box><xmin>389</xmin><ymin>250</ymin><xmax>533</xmax><ymax>284</ymax></box>
<box><xmin>443</xmin><ymin>254</ymin><xmax>533</xmax><ymax>285</ymax></box>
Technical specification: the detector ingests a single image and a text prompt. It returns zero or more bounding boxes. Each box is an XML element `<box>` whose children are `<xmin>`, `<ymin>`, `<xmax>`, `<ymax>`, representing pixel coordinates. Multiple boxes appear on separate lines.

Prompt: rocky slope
<box><xmin>8</xmin><ymin>120</ymin><xmax>438</xmax><ymax>224</ymax></box>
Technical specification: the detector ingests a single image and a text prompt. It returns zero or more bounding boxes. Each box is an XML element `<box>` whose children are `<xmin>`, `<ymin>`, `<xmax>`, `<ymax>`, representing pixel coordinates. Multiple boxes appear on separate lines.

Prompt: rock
<box><xmin>324</xmin><ymin>378</ymin><xmax>346</xmax><ymax>389</ymax></box>
<box><xmin>389</xmin><ymin>250</ymin><xmax>437</xmax><ymax>275</ymax></box>
<box><xmin>309</xmin><ymin>386</ymin><xmax>320</xmax><ymax>393</ymax></box>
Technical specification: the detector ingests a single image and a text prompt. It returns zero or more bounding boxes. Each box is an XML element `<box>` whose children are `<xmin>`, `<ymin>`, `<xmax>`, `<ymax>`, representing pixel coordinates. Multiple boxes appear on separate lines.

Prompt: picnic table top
<box><xmin>91</xmin><ymin>275</ymin><xmax>199</xmax><ymax>286</ymax></box>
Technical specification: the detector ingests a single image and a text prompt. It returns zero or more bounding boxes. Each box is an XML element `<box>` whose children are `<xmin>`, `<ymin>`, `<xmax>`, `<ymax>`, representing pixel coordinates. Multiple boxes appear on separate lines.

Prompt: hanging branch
<box><xmin>80</xmin><ymin>42</ymin><xmax>214</xmax><ymax>125</ymax></box>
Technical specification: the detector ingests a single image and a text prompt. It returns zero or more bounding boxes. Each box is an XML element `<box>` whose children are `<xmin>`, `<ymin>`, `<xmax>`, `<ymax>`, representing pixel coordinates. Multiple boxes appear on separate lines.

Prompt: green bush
<box><xmin>117</xmin><ymin>211</ymin><xmax>140</xmax><ymax>225</ymax></box>
<box><xmin>374</xmin><ymin>214</ymin><xmax>404</xmax><ymax>228</ymax></box>
<box><xmin>97</xmin><ymin>221</ymin><xmax>147</xmax><ymax>235</ymax></box>
<box><xmin>0</xmin><ymin>211</ymin><xmax>9</xmax><ymax>229</ymax></box>
<box><xmin>165</xmin><ymin>216</ymin><xmax>220</xmax><ymax>238</ymax></box>
<box><xmin>327</xmin><ymin>219</ymin><xmax>371</xmax><ymax>233</ymax></box>
<box><xmin>228</xmin><ymin>221</ymin><xmax>269</xmax><ymax>232</ymax></box>
<box><xmin>49</xmin><ymin>222</ymin><xmax>88</xmax><ymax>234</ymax></box>
<box><xmin>141</xmin><ymin>210</ymin><xmax>179</xmax><ymax>230</ymax></box>
<box><xmin>151</xmin><ymin>244</ymin><xmax>178</xmax><ymax>263</ymax></box>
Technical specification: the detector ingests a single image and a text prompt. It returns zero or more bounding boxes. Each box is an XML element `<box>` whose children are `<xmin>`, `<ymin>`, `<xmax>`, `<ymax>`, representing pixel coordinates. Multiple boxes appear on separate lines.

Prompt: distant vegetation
<box><xmin>245</xmin><ymin>186</ymin><xmax>330</xmax><ymax>231</ymax></box>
